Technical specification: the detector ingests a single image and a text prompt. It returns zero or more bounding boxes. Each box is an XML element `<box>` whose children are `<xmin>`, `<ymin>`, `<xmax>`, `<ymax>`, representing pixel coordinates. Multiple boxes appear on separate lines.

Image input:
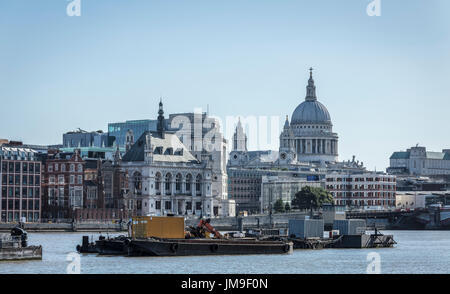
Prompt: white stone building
<box><xmin>121</xmin><ymin>102</ymin><xmax>235</xmax><ymax>217</ymax></box>
<box><xmin>168</xmin><ymin>112</ymin><xmax>229</xmax><ymax>210</ymax></box>
<box><xmin>279</xmin><ymin>68</ymin><xmax>339</xmax><ymax>165</ymax></box>
<box><xmin>388</xmin><ymin>146</ymin><xmax>450</xmax><ymax>176</ymax></box>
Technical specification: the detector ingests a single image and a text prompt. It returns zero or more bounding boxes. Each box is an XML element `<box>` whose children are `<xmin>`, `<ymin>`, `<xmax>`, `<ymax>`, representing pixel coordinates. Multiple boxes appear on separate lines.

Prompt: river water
<box><xmin>0</xmin><ymin>230</ymin><xmax>449</xmax><ymax>274</ymax></box>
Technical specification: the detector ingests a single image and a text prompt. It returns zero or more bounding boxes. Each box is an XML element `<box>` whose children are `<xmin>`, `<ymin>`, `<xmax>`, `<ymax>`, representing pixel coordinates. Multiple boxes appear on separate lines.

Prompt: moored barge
<box><xmin>128</xmin><ymin>237</ymin><xmax>292</xmax><ymax>256</ymax></box>
<box><xmin>76</xmin><ymin>216</ymin><xmax>293</xmax><ymax>257</ymax></box>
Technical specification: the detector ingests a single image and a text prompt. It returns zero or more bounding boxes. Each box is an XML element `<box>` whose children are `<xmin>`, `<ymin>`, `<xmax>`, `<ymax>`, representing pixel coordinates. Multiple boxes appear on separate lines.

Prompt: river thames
<box><xmin>1</xmin><ymin>230</ymin><xmax>449</xmax><ymax>274</ymax></box>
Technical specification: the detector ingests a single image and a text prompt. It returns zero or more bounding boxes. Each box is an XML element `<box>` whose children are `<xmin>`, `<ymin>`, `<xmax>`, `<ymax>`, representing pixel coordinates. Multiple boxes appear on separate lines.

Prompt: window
<box><xmin>155</xmin><ymin>173</ymin><xmax>161</xmax><ymax>195</ymax></box>
<box><xmin>54</xmin><ymin>164</ymin><xmax>59</xmax><ymax>171</ymax></box>
<box><xmin>70</xmin><ymin>164</ymin><xmax>75</xmax><ymax>172</ymax></box>
<box><xmin>70</xmin><ymin>175</ymin><xmax>75</xmax><ymax>184</ymax></box>
<box><xmin>48</xmin><ymin>164</ymin><xmax>53</xmax><ymax>172</ymax></box>
<box><xmin>165</xmin><ymin>201</ymin><xmax>171</xmax><ymax>210</ymax></box>
<box><xmin>185</xmin><ymin>174</ymin><xmax>192</xmax><ymax>193</ymax></box>
<box><xmin>196</xmin><ymin>174</ymin><xmax>202</xmax><ymax>196</ymax></box>
<box><xmin>165</xmin><ymin>173</ymin><xmax>172</xmax><ymax>195</ymax></box>
<box><xmin>78</xmin><ymin>164</ymin><xmax>83</xmax><ymax>172</ymax></box>
<box><xmin>175</xmin><ymin>174</ymin><xmax>182</xmax><ymax>193</ymax></box>
<box><xmin>133</xmin><ymin>172</ymin><xmax>142</xmax><ymax>195</ymax></box>
<box><xmin>58</xmin><ymin>175</ymin><xmax>64</xmax><ymax>184</ymax></box>
<box><xmin>49</xmin><ymin>176</ymin><xmax>55</xmax><ymax>184</ymax></box>
<box><xmin>196</xmin><ymin>202</ymin><xmax>202</xmax><ymax>210</ymax></box>
<box><xmin>77</xmin><ymin>175</ymin><xmax>82</xmax><ymax>184</ymax></box>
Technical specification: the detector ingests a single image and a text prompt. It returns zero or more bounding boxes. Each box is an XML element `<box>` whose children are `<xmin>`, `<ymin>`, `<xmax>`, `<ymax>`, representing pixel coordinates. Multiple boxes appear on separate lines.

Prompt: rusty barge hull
<box><xmin>128</xmin><ymin>238</ymin><xmax>293</xmax><ymax>257</ymax></box>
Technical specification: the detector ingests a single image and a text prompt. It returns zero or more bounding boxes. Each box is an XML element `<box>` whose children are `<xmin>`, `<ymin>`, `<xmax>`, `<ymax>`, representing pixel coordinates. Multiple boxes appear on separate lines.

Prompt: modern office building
<box><xmin>260</xmin><ymin>175</ymin><xmax>324</xmax><ymax>213</ymax></box>
<box><xmin>108</xmin><ymin>119</ymin><xmax>162</xmax><ymax>148</ymax></box>
<box><xmin>228</xmin><ymin>167</ymin><xmax>324</xmax><ymax>214</ymax></box>
<box><xmin>326</xmin><ymin>172</ymin><xmax>396</xmax><ymax>210</ymax></box>
<box><xmin>0</xmin><ymin>145</ymin><xmax>42</xmax><ymax>222</ymax></box>
<box><xmin>59</xmin><ymin>146</ymin><xmax>126</xmax><ymax>161</ymax></box>
<box><xmin>63</xmin><ymin>129</ymin><xmax>111</xmax><ymax>148</ymax></box>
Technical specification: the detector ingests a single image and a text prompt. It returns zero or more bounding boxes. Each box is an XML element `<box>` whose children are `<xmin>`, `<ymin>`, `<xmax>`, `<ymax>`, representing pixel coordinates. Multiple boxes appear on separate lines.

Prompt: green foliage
<box><xmin>291</xmin><ymin>186</ymin><xmax>333</xmax><ymax>210</ymax></box>
<box><xmin>273</xmin><ymin>198</ymin><xmax>285</xmax><ymax>213</ymax></box>
<box><xmin>285</xmin><ymin>202</ymin><xmax>291</xmax><ymax>212</ymax></box>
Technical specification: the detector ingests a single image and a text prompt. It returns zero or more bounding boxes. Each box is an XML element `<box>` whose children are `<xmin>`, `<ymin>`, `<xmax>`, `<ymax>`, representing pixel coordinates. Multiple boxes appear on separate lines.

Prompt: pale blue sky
<box><xmin>0</xmin><ymin>0</ymin><xmax>449</xmax><ymax>170</ymax></box>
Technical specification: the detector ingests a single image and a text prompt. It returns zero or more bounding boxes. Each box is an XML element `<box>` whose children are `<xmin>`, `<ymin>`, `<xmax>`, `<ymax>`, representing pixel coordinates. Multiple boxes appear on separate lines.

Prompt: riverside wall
<box><xmin>0</xmin><ymin>212</ymin><xmax>312</xmax><ymax>232</ymax></box>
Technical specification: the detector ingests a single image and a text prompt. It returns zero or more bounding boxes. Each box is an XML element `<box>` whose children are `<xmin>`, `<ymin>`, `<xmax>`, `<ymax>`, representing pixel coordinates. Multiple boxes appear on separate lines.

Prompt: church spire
<box><xmin>233</xmin><ymin>117</ymin><xmax>247</xmax><ymax>152</ymax></box>
<box><xmin>305</xmin><ymin>67</ymin><xmax>317</xmax><ymax>101</ymax></box>
<box><xmin>284</xmin><ymin>115</ymin><xmax>290</xmax><ymax>129</ymax></box>
<box><xmin>157</xmin><ymin>98</ymin><xmax>165</xmax><ymax>139</ymax></box>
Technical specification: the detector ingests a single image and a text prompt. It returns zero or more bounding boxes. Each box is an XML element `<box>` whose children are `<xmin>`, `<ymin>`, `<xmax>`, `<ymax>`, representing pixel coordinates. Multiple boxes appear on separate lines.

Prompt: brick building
<box><xmin>40</xmin><ymin>149</ymin><xmax>85</xmax><ymax>220</ymax></box>
<box><xmin>326</xmin><ymin>172</ymin><xmax>396</xmax><ymax>210</ymax></box>
<box><xmin>75</xmin><ymin>151</ymin><xmax>130</xmax><ymax>221</ymax></box>
<box><xmin>0</xmin><ymin>146</ymin><xmax>42</xmax><ymax>222</ymax></box>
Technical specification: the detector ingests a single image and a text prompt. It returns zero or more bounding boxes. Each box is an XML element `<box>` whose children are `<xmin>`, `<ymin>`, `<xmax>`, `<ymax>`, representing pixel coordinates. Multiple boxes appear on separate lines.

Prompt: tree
<box><xmin>285</xmin><ymin>202</ymin><xmax>291</xmax><ymax>212</ymax></box>
<box><xmin>291</xmin><ymin>186</ymin><xmax>333</xmax><ymax>210</ymax></box>
<box><xmin>273</xmin><ymin>198</ymin><xmax>285</xmax><ymax>213</ymax></box>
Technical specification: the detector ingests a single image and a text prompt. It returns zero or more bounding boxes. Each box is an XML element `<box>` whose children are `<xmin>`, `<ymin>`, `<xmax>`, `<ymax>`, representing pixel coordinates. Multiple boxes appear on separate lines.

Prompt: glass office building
<box><xmin>108</xmin><ymin>120</ymin><xmax>160</xmax><ymax>147</ymax></box>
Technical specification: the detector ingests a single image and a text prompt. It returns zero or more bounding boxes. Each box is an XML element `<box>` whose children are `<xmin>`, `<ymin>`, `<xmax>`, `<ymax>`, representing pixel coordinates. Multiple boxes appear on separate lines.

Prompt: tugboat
<box><xmin>0</xmin><ymin>226</ymin><xmax>42</xmax><ymax>260</ymax></box>
<box><xmin>76</xmin><ymin>235</ymin><xmax>99</xmax><ymax>254</ymax></box>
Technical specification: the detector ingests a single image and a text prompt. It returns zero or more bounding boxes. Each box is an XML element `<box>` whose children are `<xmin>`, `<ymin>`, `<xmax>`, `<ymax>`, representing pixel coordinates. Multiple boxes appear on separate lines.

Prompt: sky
<box><xmin>0</xmin><ymin>0</ymin><xmax>449</xmax><ymax>171</ymax></box>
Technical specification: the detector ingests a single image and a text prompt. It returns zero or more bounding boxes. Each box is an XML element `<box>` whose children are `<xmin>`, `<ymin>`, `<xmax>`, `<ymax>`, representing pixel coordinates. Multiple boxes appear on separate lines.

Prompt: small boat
<box><xmin>0</xmin><ymin>227</ymin><xmax>42</xmax><ymax>261</ymax></box>
<box><xmin>76</xmin><ymin>235</ymin><xmax>98</xmax><ymax>253</ymax></box>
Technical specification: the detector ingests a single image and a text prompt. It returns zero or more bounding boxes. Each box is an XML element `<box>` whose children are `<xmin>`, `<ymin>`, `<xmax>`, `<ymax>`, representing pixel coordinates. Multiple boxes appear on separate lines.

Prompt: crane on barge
<box><xmin>186</xmin><ymin>218</ymin><xmax>223</xmax><ymax>239</ymax></box>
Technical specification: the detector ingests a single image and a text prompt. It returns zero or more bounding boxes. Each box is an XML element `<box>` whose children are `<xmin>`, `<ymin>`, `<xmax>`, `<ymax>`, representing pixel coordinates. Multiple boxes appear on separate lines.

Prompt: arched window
<box><xmin>78</xmin><ymin>164</ymin><xmax>83</xmax><ymax>172</ymax></box>
<box><xmin>185</xmin><ymin>174</ymin><xmax>192</xmax><ymax>193</ymax></box>
<box><xmin>133</xmin><ymin>172</ymin><xmax>142</xmax><ymax>195</ymax></box>
<box><xmin>196</xmin><ymin>174</ymin><xmax>202</xmax><ymax>196</ymax></box>
<box><xmin>176</xmin><ymin>173</ymin><xmax>182</xmax><ymax>193</ymax></box>
<box><xmin>165</xmin><ymin>173</ymin><xmax>172</xmax><ymax>195</ymax></box>
<box><xmin>155</xmin><ymin>172</ymin><xmax>162</xmax><ymax>195</ymax></box>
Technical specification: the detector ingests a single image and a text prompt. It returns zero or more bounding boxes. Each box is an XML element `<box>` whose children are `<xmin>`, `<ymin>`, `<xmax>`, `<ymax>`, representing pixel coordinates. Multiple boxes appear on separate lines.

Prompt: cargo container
<box><xmin>132</xmin><ymin>216</ymin><xmax>185</xmax><ymax>239</ymax></box>
<box><xmin>333</xmin><ymin>219</ymin><xmax>366</xmax><ymax>235</ymax></box>
<box><xmin>288</xmin><ymin>219</ymin><xmax>324</xmax><ymax>239</ymax></box>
